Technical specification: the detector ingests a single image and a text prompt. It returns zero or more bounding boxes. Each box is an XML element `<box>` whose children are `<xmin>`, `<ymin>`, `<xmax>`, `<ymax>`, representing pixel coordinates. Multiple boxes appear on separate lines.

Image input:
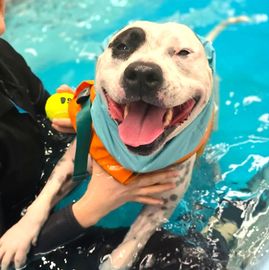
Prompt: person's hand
<box><xmin>55</xmin><ymin>84</ymin><xmax>74</xmax><ymax>94</ymax></box>
<box><xmin>51</xmin><ymin>84</ymin><xmax>76</xmax><ymax>134</ymax></box>
<box><xmin>51</xmin><ymin>118</ymin><xmax>75</xmax><ymax>134</ymax></box>
<box><xmin>0</xmin><ymin>203</ymin><xmax>50</xmax><ymax>270</ymax></box>
<box><xmin>72</xmin><ymin>161</ymin><xmax>179</xmax><ymax>228</ymax></box>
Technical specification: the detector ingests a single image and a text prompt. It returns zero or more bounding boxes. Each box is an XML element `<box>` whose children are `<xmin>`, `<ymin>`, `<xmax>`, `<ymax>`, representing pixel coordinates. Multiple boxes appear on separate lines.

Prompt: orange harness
<box><xmin>69</xmin><ymin>81</ymin><xmax>214</xmax><ymax>184</ymax></box>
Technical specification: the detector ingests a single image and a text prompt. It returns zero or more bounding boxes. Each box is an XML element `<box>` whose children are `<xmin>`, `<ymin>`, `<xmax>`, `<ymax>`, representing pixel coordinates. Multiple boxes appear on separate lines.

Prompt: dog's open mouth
<box><xmin>104</xmin><ymin>91</ymin><xmax>200</xmax><ymax>155</ymax></box>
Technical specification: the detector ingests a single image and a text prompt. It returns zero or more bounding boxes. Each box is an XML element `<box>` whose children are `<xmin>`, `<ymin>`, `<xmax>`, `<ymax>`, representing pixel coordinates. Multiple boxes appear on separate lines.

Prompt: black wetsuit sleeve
<box><xmin>29</xmin><ymin>205</ymin><xmax>87</xmax><ymax>256</ymax></box>
<box><xmin>0</xmin><ymin>38</ymin><xmax>50</xmax><ymax>116</ymax></box>
<box><xmin>0</xmin><ymin>39</ymin><xmax>50</xmax><ymax>229</ymax></box>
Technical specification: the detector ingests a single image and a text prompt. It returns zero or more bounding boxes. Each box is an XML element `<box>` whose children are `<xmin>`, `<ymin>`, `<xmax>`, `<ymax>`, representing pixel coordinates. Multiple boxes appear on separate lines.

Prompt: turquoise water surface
<box><xmin>4</xmin><ymin>0</ymin><xmax>269</xmax><ymax>269</ymax></box>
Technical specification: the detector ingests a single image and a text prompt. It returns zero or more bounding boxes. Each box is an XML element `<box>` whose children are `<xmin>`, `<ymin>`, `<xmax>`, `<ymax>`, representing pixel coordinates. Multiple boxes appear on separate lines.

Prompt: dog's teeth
<box><xmin>124</xmin><ymin>105</ymin><xmax>129</xmax><ymax>119</ymax></box>
<box><xmin>163</xmin><ymin>109</ymin><xmax>173</xmax><ymax>127</ymax></box>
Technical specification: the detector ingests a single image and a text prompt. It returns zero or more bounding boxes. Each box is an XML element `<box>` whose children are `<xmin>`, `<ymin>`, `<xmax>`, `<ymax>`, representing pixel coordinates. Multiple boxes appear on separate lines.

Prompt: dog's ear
<box><xmin>196</xmin><ymin>35</ymin><xmax>216</xmax><ymax>74</ymax></box>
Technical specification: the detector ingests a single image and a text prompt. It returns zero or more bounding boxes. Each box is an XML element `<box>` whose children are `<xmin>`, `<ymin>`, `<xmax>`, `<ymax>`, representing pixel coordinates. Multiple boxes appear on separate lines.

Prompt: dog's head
<box><xmin>95</xmin><ymin>21</ymin><xmax>214</xmax><ymax>155</ymax></box>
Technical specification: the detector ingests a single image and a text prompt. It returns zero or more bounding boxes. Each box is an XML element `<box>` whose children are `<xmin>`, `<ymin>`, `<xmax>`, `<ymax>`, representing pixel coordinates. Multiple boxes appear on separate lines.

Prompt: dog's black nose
<box><xmin>123</xmin><ymin>61</ymin><xmax>163</xmax><ymax>96</ymax></box>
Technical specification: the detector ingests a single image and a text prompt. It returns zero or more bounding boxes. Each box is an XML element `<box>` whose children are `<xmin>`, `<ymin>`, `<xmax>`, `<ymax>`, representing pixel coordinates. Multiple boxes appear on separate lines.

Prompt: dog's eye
<box><xmin>116</xmin><ymin>43</ymin><xmax>129</xmax><ymax>51</ymax></box>
<box><xmin>177</xmin><ymin>49</ymin><xmax>191</xmax><ymax>57</ymax></box>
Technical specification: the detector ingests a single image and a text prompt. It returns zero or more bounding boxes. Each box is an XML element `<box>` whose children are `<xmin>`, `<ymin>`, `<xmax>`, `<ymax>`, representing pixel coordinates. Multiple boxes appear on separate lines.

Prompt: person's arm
<box><xmin>0</xmin><ymin>39</ymin><xmax>76</xmax><ymax>137</ymax></box>
<box><xmin>0</xmin><ymin>38</ymin><xmax>50</xmax><ymax>116</ymax></box>
<box><xmin>29</xmin><ymin>205</ymin><xmax>85</xmax><ymax>256</ymax></box>
<box><xmin>29</xmin><ymin>161</ymin><xmax>179</xmax><ymax>254</ymax></box>
<box><xmin>0</xmin><ymin>161</ymin><xmax>179</xmax><ymax>269</ymax></box>
<box><xmin>0</xmin><ymin>139</ymin><xmax>79</xmax><ymax>270</ymax></box>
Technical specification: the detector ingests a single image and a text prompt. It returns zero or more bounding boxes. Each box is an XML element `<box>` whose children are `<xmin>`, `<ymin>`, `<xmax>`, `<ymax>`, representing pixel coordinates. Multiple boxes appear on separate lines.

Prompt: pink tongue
<box><xmin>119</xmin><ymin>101</ymin><xmax>167</xmax><ymax>147</ymax></box>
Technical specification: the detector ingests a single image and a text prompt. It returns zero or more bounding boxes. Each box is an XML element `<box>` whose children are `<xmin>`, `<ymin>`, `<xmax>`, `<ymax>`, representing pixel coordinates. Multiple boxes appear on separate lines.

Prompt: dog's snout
<box><xmin>123</xmin><ymin>62</ymin><xmax>163</xmax><ymax>95</ymax></box>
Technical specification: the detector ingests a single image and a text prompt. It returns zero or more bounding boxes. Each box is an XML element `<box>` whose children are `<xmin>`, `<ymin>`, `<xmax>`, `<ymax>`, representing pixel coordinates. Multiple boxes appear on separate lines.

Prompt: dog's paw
<box><xmin>0</xmin><ymin>205</ymin><xmax>49</xmax><ymax>270</ymax></box>
<box><xmin>0</xmin><ymin>221</ymin><xmax>35</xmax><ymax>269</ymax></box>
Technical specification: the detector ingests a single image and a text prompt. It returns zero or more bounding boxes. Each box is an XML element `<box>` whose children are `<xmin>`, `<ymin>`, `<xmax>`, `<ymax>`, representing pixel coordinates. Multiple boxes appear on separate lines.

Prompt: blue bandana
<box><xmin>91</xmin><ymin>94</ymin><xmax>214</xmax><ymax>173</ymax></box>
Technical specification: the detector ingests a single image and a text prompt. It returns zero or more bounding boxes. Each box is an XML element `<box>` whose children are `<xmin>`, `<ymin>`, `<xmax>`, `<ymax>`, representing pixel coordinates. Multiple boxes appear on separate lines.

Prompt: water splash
<box><xmin>227</xmin><ymin>179</ymin><xmax>269</xmax><ymax>269</ymax></box>
<box><xmin>243</xmin><ymin>96</ymin><xmax>262</xmax><ymax>106</ymax></box>
<box><xmin>205</xmin><ymin>136</ymin><xmax>269</xmax><ymax>165</ymax></box>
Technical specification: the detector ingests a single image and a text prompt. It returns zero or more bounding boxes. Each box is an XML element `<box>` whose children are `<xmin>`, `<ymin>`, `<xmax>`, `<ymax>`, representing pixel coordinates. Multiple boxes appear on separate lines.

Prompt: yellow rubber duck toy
<box><xmin>45</xmin><ymin>90</ymin><xmax>74</xmax><ymax>121</ymax></box>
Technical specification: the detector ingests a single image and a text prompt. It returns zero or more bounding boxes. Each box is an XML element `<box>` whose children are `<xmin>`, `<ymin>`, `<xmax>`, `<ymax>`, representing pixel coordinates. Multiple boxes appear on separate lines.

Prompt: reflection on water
<box><xmin>4</xmin><ymin>0</ymin><xmax>269</xmax><ymax>269</ymax></box>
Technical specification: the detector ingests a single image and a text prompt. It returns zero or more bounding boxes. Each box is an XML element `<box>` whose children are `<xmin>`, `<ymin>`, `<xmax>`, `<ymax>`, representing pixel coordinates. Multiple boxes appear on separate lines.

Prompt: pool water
<box><xmin>4</xmin><ymin>0</ymin><xmax>269</xmax><ymax>269</ymax></box>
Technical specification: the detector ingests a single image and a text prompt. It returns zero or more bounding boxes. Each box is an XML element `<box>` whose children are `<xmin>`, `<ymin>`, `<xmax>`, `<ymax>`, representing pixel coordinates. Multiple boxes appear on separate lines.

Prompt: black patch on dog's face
<box><xmin>109</xmin><ymin>27</ymin><xmax>146</xmax><ymax>60</ymax></box>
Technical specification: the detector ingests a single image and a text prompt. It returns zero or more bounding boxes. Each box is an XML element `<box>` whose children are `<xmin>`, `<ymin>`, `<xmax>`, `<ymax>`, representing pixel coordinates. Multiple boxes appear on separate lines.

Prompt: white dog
<box><xmin>95</xmin><ymin>20</ymin><xmax>214</xmax><ymax>270</ymax></box>
<box><xmin>0</xmin><ymin>17</ymin><xmax>249</xmax><ymax>270</ymax></box>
